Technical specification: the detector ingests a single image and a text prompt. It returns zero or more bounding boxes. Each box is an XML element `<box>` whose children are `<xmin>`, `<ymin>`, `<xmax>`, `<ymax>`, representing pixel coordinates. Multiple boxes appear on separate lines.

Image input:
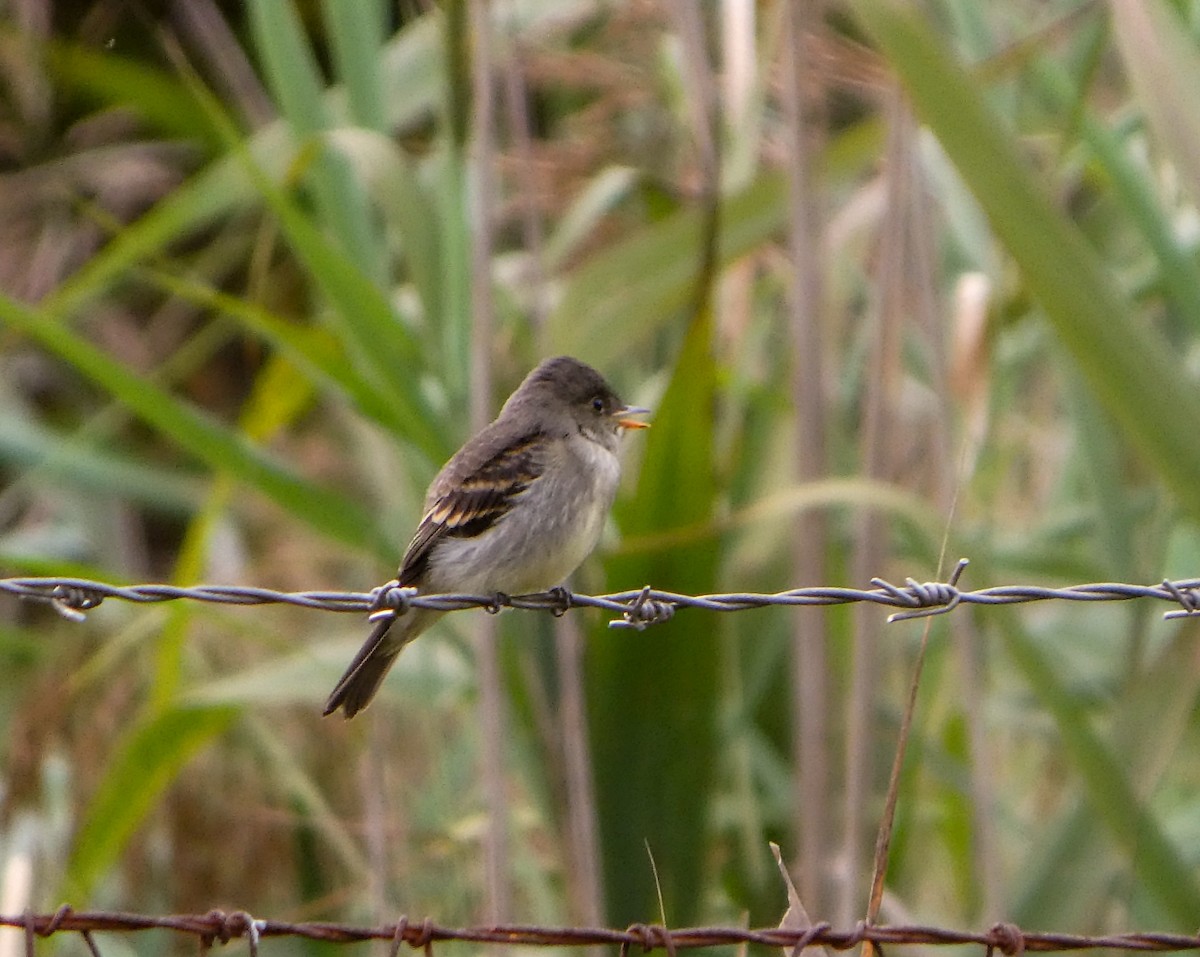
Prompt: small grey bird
<box><xmin>324</xmin><ymin>356</ymin><xmax>649</xmax><ymax>718</ymax></box>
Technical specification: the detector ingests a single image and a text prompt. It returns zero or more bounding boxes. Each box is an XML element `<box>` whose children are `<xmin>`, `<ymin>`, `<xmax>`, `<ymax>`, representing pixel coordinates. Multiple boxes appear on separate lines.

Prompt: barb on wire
<box><xmin>9</xmin><ymin>911</ymin><xmax>1200</xmax><ymax>955</ymax></box>
<box><xmin>5</xmin><ymin>561</ymin><xmax>1200</xmax><ymax>630</ymax></box>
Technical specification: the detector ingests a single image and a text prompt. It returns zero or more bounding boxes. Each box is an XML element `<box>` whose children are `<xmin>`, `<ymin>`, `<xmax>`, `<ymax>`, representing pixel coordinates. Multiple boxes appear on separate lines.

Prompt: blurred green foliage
<box><xmin>3</xmin><ymin>0</ymin><xmax>1200</xmax><ymax>946</ymax></box>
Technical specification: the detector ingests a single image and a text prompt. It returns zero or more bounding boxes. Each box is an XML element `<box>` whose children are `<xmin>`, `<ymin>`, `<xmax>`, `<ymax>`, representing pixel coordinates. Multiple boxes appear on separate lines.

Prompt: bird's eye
<box><xmin>591</xmin><ymin>396</ymin><xmax>605</xmax><ymax>413</ymax></box>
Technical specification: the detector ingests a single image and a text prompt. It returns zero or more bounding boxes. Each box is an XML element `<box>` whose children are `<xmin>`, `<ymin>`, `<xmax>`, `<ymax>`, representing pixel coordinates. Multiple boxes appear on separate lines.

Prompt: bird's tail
<box><xmin>323</xmin><ymin>611</ymin><xmax>428</xmax><ymax>718</ymax></box>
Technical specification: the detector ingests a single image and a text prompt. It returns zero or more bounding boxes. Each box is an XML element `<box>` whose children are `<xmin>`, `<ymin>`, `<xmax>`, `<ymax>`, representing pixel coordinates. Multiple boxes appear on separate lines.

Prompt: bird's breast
<box><xmin>426</xmin><ymin>437</ymin><xmax>620</xmax><ymax>595</ymax></box>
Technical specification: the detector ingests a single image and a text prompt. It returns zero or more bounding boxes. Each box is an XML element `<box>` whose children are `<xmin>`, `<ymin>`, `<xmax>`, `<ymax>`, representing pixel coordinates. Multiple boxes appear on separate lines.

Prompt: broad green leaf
<box><xmin>589</xmin><ymin>306</ymin><xmax>720</xmax><ymax>926</ymax></box>
<box><xmin>61</xmin><ymin>705</ymin><xmax>237</xmax><ymax>902</ymax></box>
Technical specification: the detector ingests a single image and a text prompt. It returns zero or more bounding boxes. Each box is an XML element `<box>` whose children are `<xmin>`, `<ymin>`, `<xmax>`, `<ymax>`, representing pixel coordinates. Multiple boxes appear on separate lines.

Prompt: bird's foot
<box><xmin>547</xmin><ymin>585</ymin><xmax>573</xmax><ymax>616</ymax></box>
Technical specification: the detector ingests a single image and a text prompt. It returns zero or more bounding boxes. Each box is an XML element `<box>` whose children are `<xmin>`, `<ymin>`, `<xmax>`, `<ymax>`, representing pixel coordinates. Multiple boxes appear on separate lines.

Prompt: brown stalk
<box><xmin>851</xmin><ymin>84</ymin><xmax>913</xmax><ymax>940</ymax></box>
<box><xmin>468</xmin><ymin>0</ymin><xmax>511</xmax><ymax>928</ymax></box>
<box><xmin>496</xmin><ymin>3</ymin><xmax>604</xmax><ymax>930</ymax></box>
<box><xmin>169</xmin><ymin>0</ymin><xmax>275</xmax><ymax>129</ymax></box>
<box><xmin>499</xmin><ymin>39</ymin><xmax>551</xmax><ymax>329</ymax></box>
<box><xmin>555</xmin><ymin>614</ymin><xmax>605</xmax><ymax>927</ymax></box>
<box><xmin>942</xmin><ymin>274</ymin><xmax>1002</xmax><ymax>918</ymax></box>
<box><xmin>780</xmin><ymin>0</ymin><xmax>831</xmax><ymax>918</ymax></box>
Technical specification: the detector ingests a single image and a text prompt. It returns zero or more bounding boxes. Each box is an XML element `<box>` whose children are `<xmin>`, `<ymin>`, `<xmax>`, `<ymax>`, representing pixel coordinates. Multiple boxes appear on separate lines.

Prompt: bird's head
<box><xmin>507</xmin><ymin>356</ymin><xmax>650</xmax><ymax>450</ymax></box>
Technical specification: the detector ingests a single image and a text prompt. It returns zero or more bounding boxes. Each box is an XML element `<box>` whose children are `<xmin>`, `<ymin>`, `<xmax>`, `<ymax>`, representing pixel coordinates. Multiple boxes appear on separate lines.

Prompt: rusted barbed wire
<box><xmin>6</xmin><ymin>559</ymin><xmax>1200</xmax><ymax>630</ymax></box>
<box><xmin>11</xmin><ymin>910</ymin><xmax>1200</xmax><ymax>957</ymax></box>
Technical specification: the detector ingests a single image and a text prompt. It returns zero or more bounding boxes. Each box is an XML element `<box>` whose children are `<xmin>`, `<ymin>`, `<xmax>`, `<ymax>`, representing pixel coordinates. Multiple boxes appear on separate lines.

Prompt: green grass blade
<box><xmin>323</xmin><ymin>0</ymin><xmax>387</xmax><ymax>131</ymax></box>
<box><xmin>1065</xmin><ymin>373</ymin><xmax>1140</xmax><ymax>582</ymax></box>
<box><xmin>548</xmin><ymin>173</ymin><xmax>787</xmax><ymax>368</ymax></box>
<box><xmin>244</xmin><ymin>164</ymin><xmax>448</xmax><ymax>460</ymax></box>
<box><xmin>850</xmin><ymin>0</ymin><xmax>1200</xmax><ymax>521</ymax></box>
<box><xmin>1029</xmin><ymin>56</ymin><xmax>1200</xmax><ymax>330</ymax></box>
<box><xmin>998</xmin><ymin>611</ymin><xmax>1200</xmax><ymax>926</ymax></box>
<box><xmin>247</xmin><ymin>0</ymin><xmax>327</xmax><ymax>133</ymax></box>
<box><xmin>1110</xmin><ymin>0</ymin><xmax>1200</xmax><ymax>213</ymax></box>
<box><xmin>40</xmin><ymin>1</ymin><xmax>564</xmax><ymax>342</ymax></box>
<box><xmin>180</xmin><ymin>71</ymin><xmax>448</xmax><ymax>462</ymax></box>
<box><xmin>45</xmin><ymin>157</ymin><xmax>259</xmax><ymax>321</ymax></box>
<box><xmin>365</xmin><ymin>137</ymin><xmax>444</xmax><ymax>331</ymax></box>
<box><xmin>48</xmin><ymin>42</ymin><xmax>216</xmax><ymax>143</ymax></box>
<box><xmin>248</xmin><ymin>0</ymin><xmax>384</xmax><ymax>285</ymax></box>
<box><xmin>435</xmin><ymin>151</ymin><xmax>470</xmax><ymax>405</ymax></box>
<box><xmin>1012</xmin><ymin>798</ymin><xmax>1109</xmax><ymax>928</ymax></box>
<box><xmin>0</xmin><ymin>412</ymin><xmax>202</xmax><ymax>515</ymax></box>
<box><xmin>40</xmin><ymin>0</ymin><xmax>446</xmax><ymax>323</ymax></box>
<box><xmin>144</xmin><ymin>269</ymin><xmax>414</xmax><ymax>437</ymax></box>
<box><xmin>546</xmin><ymin>115</ymin><xmax>884</xmax><ymax>371</ymax></box>
<box><xmin>61</xmin><ymin>705</ymin><xmax>237</xmax><ymax>902</ymax></box>
<box><xmin>0</xmin><ymin>292</ymin><xmax>390</xmax><ymax>556</ymax></box>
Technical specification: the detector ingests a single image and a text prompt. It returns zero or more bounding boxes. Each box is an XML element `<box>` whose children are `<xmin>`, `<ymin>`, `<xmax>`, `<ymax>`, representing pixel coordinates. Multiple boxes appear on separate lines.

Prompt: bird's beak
<box><xmin>615</xmin><ymin>405</ymin><xmax>651</xmax><ymax>430</ymax></box>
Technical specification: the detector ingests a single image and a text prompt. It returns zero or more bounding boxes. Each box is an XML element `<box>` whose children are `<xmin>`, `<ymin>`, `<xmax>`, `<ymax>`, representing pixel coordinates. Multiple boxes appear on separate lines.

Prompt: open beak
<box><xmin>615</xmin><ymin>405</ymin><xmax>651</xmax><ymax>430</ymax></box>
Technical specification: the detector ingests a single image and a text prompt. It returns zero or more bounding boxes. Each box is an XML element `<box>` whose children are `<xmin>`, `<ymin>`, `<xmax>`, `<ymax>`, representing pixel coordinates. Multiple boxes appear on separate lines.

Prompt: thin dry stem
<box><xmin>848</xmin><ymin>83</ymin><xmax>913</xmax><ymax>935</ymax></box>
<box><xmin>904</xmin><ymin>95</ymin><xmax>1004</xmax><ymax>923</ymax></box>
<box><xmin>362</xmin><ymin>718</ymin><xmax>389</xmax><ymax>927</ymax></box>
<box><xmin>469</xmin><ymin>0</ymin><xmax>510</xmax><ymax>927</ymax></box>
<box><xmin>169</xmin><ymin>0</ymin><xmax>275</xmax><ymax>128</ymax></box>
<box><xmin>668</xmin><ymin>0</ymin><xmax>720</xmax><ymax>191</ymax></box>
<box><xmin>780</xmin><ymin>0</ymin><xmax>831</xmax><ymax>917</ymax></box>
<box><xmin>499</xmin><ymin>40</ymin><xmax>551</xmax><ymax>329</ymax></box>
<box><xmin>555</xmin><ymin>614</ymin><xmax>605</xmax><ymax>927</ymax></box>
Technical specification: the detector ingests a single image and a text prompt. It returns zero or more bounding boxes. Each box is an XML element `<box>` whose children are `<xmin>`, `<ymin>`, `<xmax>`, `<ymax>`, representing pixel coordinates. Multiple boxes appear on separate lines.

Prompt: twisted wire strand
<box><xmin>4</xmin><ymin>559</ymin><xmax>1200</xmax><ymax>629</ymax></box>
<box><xmin>11</xmin><ymin>910</ymin><xmax>1200</xmax><ymax>955</ymax></box>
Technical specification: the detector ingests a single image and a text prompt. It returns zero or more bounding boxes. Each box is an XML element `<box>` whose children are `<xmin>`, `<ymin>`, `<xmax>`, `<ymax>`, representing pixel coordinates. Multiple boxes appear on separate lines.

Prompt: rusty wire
<box><xmin>5</xmin><ymin>559</ymin><xmax>1200</xmax><ymax>630</ymax></box>
<box><xmin>12</xmin><ymin>909</ymin><xmax>1200</xmax><ymax>957</ymax></box>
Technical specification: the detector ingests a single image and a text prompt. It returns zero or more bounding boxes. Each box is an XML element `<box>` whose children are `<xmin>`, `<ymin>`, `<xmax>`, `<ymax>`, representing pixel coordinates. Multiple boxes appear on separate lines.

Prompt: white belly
<box><xmin>427</xmin><ymin>437</ymin><xmax>620</xmax><ymax>595</ymax></box>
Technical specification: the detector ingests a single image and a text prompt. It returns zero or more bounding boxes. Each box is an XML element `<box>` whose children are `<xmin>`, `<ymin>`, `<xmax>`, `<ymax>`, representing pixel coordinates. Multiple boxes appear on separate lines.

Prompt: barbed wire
<box><xmin>5</xmin><ymin>560</ymin><xmax>1200</xmax><ymax>631</ymax></box>
<box><xmin>12</xmin><ymin>909</ymin><xmax>1200</xmax><ymax>957</ymax></box>
<box><xmin>5</xmin><ymin>559</ymin><xmax>1200</xmax><ymax>630</ymax></box>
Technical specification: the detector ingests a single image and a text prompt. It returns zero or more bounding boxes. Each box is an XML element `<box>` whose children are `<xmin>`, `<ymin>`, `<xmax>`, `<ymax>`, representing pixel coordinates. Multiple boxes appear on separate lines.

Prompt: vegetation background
<box><xmin>3</xmin><ymin>0</ymin><xmax>1200</xmax><ymax>952</ymax></box>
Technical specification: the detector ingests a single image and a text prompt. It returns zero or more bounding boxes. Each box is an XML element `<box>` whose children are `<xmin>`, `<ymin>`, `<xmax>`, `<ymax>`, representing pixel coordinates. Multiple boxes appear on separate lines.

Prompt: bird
<box><xmin>323</xmin><ymin>356</ymin><xmax>650</xmax><ymax>718</ymax></box>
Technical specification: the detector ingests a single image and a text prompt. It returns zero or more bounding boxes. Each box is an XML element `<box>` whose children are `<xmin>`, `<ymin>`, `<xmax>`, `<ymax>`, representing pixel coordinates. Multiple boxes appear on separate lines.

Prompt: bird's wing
<box><xmin>398</xmin><ymin>429</ymin><xmax>549</xmax><ymax>586</ymax></box>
